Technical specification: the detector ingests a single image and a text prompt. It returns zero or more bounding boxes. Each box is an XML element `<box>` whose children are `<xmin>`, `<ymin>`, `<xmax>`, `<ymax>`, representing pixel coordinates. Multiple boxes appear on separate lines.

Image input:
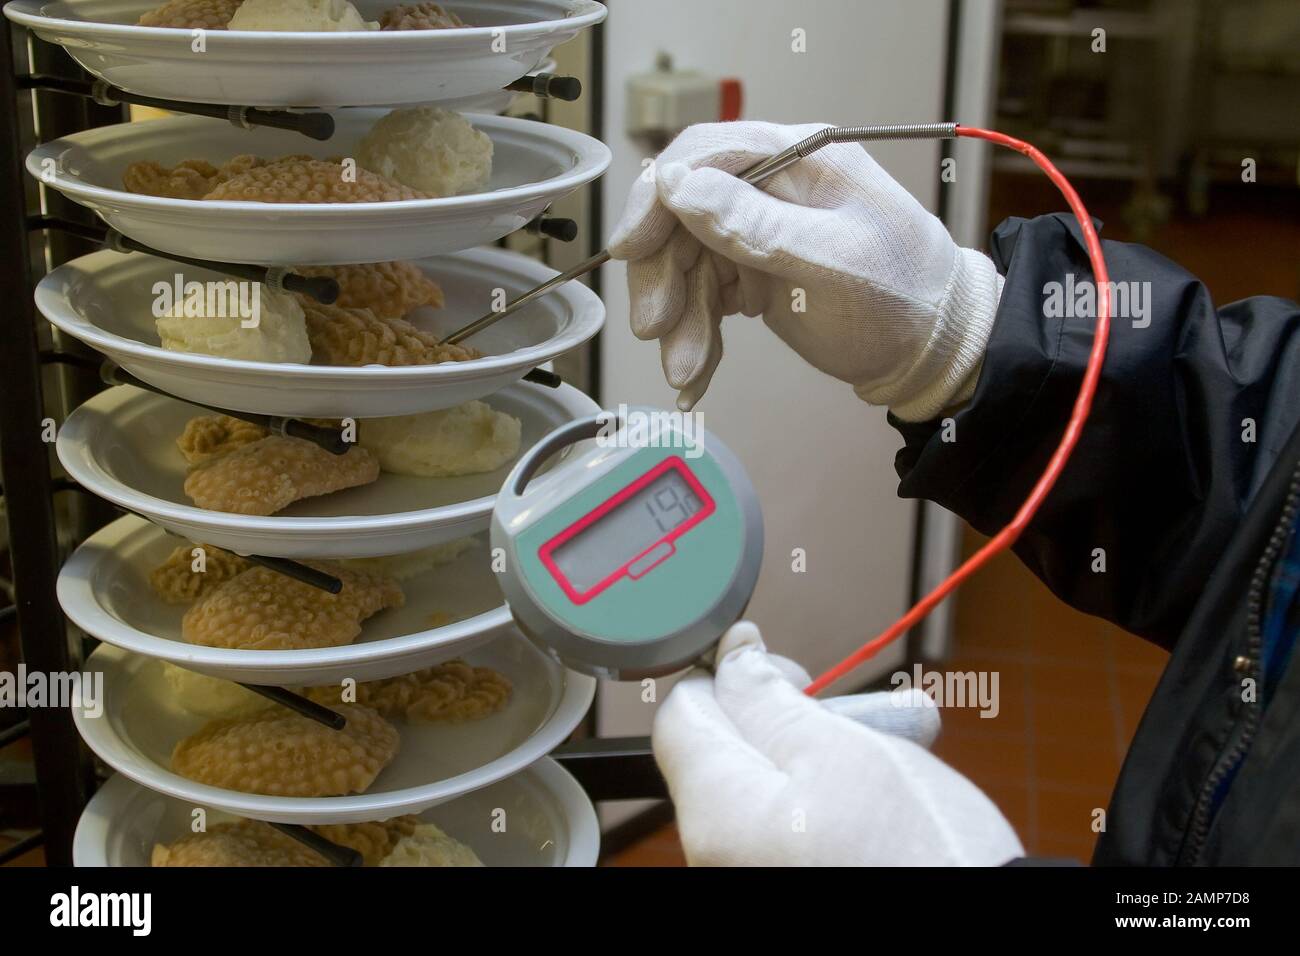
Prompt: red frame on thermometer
<box><xmin>538</xmin><ymin>456</ymin><xmax>716</xmax><ymax>605</ymax></box>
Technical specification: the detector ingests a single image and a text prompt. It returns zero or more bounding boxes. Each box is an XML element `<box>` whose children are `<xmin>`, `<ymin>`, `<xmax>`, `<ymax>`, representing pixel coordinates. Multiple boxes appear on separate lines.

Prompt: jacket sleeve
<box><xmin>891</xmin><ymin>213</ymin><xmax>1300</xmax><ymax>649</ymax></box>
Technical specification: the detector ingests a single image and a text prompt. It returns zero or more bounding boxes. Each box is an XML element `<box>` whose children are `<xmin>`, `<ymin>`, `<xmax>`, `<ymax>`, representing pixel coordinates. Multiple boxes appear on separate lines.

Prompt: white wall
<box><xmin>593</xmin><ymin>0</ymin><xmax>956</xmax><ymax>808</ymax></box>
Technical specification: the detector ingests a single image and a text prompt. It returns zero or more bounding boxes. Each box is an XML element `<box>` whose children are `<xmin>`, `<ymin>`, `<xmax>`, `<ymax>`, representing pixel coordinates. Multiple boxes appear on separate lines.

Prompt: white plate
<box><xmin>73</xmin><ymin>639</ymin><xmax>596</xmax><ymax>823</ymax></box>
<box><xmin>26</xmin><ymin>110</ymin><xmax>610</xmax><ymax>264</ymax></box>
<box><xmin>36</xmin><ymin>246</ymin><xmax>604</xmax><ymax>417</ymax></box>
<box><xmin>56</xmin><ymin>382</ymin><xmax>600</xmax><ymax>558</ymax></box>
<box><xmin>4</xmin><ymin>0</ymin><xmax>606</xmax><ymax>108</ymax></box>
<box><xmin>74</xmin><ymin>762</ymin><xmax>599</xmax><ymax>866</ymax></box>
<box><xmin>59</xmin><ymin>514</ymin><xmax>515</xmax><ymax>685</ymax></box>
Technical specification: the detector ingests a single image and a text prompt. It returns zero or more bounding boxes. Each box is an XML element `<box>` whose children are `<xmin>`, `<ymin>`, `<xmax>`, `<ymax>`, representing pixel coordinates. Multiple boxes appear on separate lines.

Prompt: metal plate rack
<box><xmin>0</xmin><ymin>15</ymin><xmax>662</xmax><ymax>867</ymax></box>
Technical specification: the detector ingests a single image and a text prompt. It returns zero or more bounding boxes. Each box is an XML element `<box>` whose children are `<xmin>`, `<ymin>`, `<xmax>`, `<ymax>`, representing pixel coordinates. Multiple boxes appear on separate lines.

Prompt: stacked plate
<box><xmin>11</xmin><ymin>0</ymin><xmax>610</xmax><ymax>867</ymax></box>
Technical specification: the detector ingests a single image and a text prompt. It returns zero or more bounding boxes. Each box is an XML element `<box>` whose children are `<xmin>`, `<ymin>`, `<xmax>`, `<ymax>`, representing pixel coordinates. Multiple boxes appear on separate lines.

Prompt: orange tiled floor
<box><xmin>930</xmin><ymin>534</ymin><xmax>1168</xmax><ymax>862</ymax></box>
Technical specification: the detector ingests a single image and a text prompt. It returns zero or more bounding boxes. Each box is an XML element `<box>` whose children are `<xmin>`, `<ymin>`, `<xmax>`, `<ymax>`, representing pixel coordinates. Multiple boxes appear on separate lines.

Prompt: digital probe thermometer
<box><xmin>492</xmin><ymin>408</ymin><xmax>763</xmax><ymax>680</ymax></box>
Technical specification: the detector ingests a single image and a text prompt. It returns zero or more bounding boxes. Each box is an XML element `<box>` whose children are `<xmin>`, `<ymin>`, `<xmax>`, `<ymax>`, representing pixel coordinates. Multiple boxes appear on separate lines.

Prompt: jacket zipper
<box><xmin>1180</xmin><ymin>459</ymin><xmax>1300</xmax><ymax>863</ymax></box>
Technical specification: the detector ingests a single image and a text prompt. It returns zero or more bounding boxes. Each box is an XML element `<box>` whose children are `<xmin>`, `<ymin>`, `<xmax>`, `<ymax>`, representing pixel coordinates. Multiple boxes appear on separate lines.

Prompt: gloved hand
<box><xmin>652</xmin><ymin>621</ymin><xmax>1025</xmax><ymax>866</ymax></box>
<box><xmin>610</xmin><ymin>122</ymin><xmax>1004</xmax><ymax>419</ymax></box>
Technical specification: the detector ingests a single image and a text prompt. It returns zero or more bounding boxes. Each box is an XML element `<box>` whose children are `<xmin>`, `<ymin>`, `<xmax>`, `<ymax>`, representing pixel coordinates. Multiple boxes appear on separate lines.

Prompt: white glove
<box><xmin>652</xmin><ymin>621</ymin><xmax>1025</xmax><ymax>866</ymax></box>
<box><xmin>610</xmin><ymin>122</ymin><xmax>1004</xmax><ymax>420</ymax></box>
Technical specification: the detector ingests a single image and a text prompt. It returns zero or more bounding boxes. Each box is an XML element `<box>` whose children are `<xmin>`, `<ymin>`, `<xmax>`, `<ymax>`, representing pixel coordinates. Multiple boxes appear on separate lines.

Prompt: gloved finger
<box><xmin>822</xmin><ymin>688</ymin><xmax>941</xmax><ymax>749</ymax></box>
<box><xmin>625</xmin><ymin>231</ymin><xmax>699</xmax><ymax>341</ymax></box>
<box><xmin>652</xmin><ymin>121</ymin><xmax>833</xmax><ymax>178</ymax></box>
<box><xmin>657</xmin><ymin>163</ymin><xmax>854</xmax><ymax>285</ymax></box>
<box><xmin>712</xmin><ymin>622</ymin><xmax>810</xmax><ymax>685</ymax></box>
<box><xmin>714</xmin><ymin>631</ymin><xmax>878</xmax><ymax>773</ymax></box>
<box><xmin>659</xmin><ymin>255</ymin><xmax>725</xmax><ymax>402</ymax></box>
<box><xmin>768</xmin><ymin>653</ymin><xmax>813</xmax><ymax>687</ymax></box>
<box><xmin>715</xmin><ymin>623</ymin><xmax>932</xmax><ymax>742</ymax></box>
<box><xmin>608</xmin><ymin>163</ymin><xmax>679</xmax><ymax>261</ymax></box>
<box><xmin>651</xmin><ymin>667</ymin><xmax>787</xmax><ymax>813</ymax></box>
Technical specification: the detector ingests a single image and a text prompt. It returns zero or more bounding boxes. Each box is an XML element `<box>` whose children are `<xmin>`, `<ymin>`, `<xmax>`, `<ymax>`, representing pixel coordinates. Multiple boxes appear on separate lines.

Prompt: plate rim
<box><xmin>4</xmin><ymin>0</ymin><xmax>608</xmax><ymax>44</ymax></box>
<box><xmin>57</xmin><ymin>512</ymin><xmax>515</xmax><ymax>679</ymax></box>
<box><xmin>54</xmin><ymin>380</ymin><xmax>601</xmax><ymax>535</ymax></box>
<box><xmin>25</xmin><ymin>110</ymin><xmax>612</xmax><ymax>216</ymax></box>
<box><xmin>72</xmin><ymin>640</ymin><xmax>598</xmax><ymax>823</ymax></box>
<box><xmin>72</xmin><ymin>757</ymin><xmax>600</xmax><ymax>866</ymax></box>
<box><xmin>34</xmin><ymin>245</ymin><xmax>604</xmax><ymax>383</ymax></box>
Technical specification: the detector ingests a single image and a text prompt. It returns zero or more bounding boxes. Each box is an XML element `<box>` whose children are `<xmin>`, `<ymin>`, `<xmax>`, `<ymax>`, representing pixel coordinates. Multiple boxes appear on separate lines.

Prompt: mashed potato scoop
<box><xmin>358</xmin><ymin>401</ymin><xmax>521</xmax><ymax>478</ymax></box>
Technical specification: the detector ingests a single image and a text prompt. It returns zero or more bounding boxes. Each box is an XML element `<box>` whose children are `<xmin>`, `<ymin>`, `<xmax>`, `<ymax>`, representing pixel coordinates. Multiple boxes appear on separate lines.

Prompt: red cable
<box><xmin>804</xmin><ymin>125</ymin><xmax>1112</xmax><ymax>696</ymax></box>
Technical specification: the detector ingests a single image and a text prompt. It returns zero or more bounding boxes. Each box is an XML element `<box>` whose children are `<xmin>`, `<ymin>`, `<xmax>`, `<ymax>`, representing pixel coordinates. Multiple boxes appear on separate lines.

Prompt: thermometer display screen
<box><xmin>541</xmin><ymin>457</ymin><xmax>715</xmax><ymax>603</ymax></box>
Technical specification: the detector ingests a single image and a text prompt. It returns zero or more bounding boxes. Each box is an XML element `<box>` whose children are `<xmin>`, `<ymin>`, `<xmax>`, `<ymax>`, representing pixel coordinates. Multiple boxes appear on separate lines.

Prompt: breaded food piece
<box><xmin>204</xmin><ymin>158</ymin><xmax>429</xmax><ymax>203</ymax></box>
<box><xmin>379</xmin><ymin>823</ymin><xmax>483</xmax><ymax>867</ymax></box>
<box><xmin>294</xmin><ymin>261</ymin><xmax>444</xmax><ymax>317</ymax></box>
<box><xmin>163</xmin><ymin>662</ymin><xmax>265</xmax><ymax>719</ymax></box>
<box><xmin>305</xmin><ymin>659</ymin><xmax>512</xmax><ymax>723</ymax></box>
<box><xmin>171</xmin><ymin>703</ymin><xmax>399</xmax><ymax>797</ymax></box>
<box><xmin>123</xmin><ymin>159</ymin><xmax>223</xmax><ymax>200</ymax></box>
<box><xmin>311</xmin><ymin>816</ymin><xmax>419</xmax><ymax>866</ymax></box>
<box><xmin>152</xmin><ymin>820</ymin><xmax>327</xmax><ymax>867</ymax></box>
<box><xmin>379</xmin><ymin>1</ymin><xmax>464</xmax><ymax>30</ymax></box>
<box><xmin>336</xmin><ymin>537</ymin><xmax>476</xmax><ymax>581</ymax></box>
<box><xmin>182</xmin><ymin>562</ymin><xmax>403</xmax><ymax>651</ymax></box>
<box><xmin>149</xmin><ymin>542</ymin><xmax>252</xmax><ymax>604</ymax></box>
<box><xmin>358</xmin><ymin>401</ymin><xmax>520</xmax><ymax>477</ymax></box>
<box><xmin>300</xmin><ymin>300</ymin><xmax>479</xmax><ymax>366</ymax></box>
<box><xmin>137</xmin><ymin>0</ymin><xmax>243</xmax><ymax>30</ymax></box>
<box><xmin>176</xmin><ymin>414</ymin><xmax>269</xmax><ymax>465</ymax></box>
<box><xmin>182</xmin><ymin>435</ymin><xmax>379</xmax><ymax>515</ymax></box>
<box><xmin>123</xmin><ymin>154</ymin><xmax>280</xmax><ymax>199</ymax></box>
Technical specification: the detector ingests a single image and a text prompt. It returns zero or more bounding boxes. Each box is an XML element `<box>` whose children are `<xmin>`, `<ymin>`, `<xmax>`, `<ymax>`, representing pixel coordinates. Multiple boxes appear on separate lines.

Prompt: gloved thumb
<box><xmin>714</xmin><ymin>622</ymin><xmax>941</xmax><ymax>748</ymax></box>
<box><xmin>823</xmin><ymin>688</ymin><xmax>941</xmax><ymax>749</ymax></box>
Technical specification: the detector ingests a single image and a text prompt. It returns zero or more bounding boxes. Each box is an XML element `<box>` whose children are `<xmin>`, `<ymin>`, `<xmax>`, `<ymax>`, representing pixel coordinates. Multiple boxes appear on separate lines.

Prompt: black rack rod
<box><xmin>29</xmin><ymin>216</ymin><xmax>340</xmax><ymax>304</ymax></box>
<box><xmin>242</xmin><ymin>685</ymin><xmax>347</xmax><ymax>730</ymax></box>
<box><xmin>18</xmin><ymin>74</ymin><xmax>336</xmax><ymax>142</ymax></box>
<box><xmin>552</xmin><ymin>736</ymin><xmax>667</xmax><ymax>801</ymax></box>
<box><xmin>101</xmin><ymin>362</ymin><xmax>351</xmax><ymax>456</ymax></box>
<box><xmin>0</xmin><ymin>830</ymin><xmax>45</xmax><ymax>866</ymax></box>
<box><xmin>268</xmin><ymin>822</ymin><xmax>363</xmax><ymax>866</ymax></box>
<box><xmin>0</xmin><ymin>719</ymin><xmax>32</xmax><ymax>749</ymax></box>
<box><xmin>0</xmin><ymin>17</ymin><xmax>94</xmax><ymax>867</ymax></box>
<box><xmin>505</xmin><ymin>72</ymin><xmax>583</xmax><ymax>102</ymax></box>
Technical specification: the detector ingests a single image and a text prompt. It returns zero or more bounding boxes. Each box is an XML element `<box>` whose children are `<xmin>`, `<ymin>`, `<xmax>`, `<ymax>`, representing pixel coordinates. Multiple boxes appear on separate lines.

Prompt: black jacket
<box><xmin>890</xmin><ymin>214</ymin><xmax>1300</xmax><ymax>865</ymax></box>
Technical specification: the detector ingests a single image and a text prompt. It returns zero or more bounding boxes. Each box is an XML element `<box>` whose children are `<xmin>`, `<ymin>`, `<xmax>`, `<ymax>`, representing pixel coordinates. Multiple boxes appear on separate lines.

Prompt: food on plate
<box><xmin>293</xmin><ymin>261</ymin><xmax>444</xmax><ymax>317</ymax></box>
<box><xmin>162</xmin><ymin>663</ymin><xmax>265</xmax><ymax>719</ymax></box>
<box><xmin>123</xmin><ymin>154</ymin><xmax>279</xmax><ymax>200</ymax></box>
<box><xmin>358</xmin><ymin>401</ymin><xmax>521</xmax><ymax>477</ymax></box>
<box><xmin>205</xmin><ymin>157</ymin><xmax>428</xmax><ymax>202</ymax></box>
<box><xmin>299</xmin><ymin>300</ymin><xmax>479</xmax><ymax>366</ymax></box>
<box><xmin>336</xmin><ymin>537</ymin><xmax>476</xmax><ymax>581</ymax></box>
<box><xmin>151</xmin><ymin>820</ymin><xmax>328</xmax><ymax>867</ymax></box>
<box><xmin>124</xmin><ymin>155</ymin><xmax>427</xmax><ymax>203</ymax></box>
<box><xmin>357</xmin><ymin>107</ymin><xmax>493</xmax><ymax>198</ymax></box>
<box><xmin>379</xmin><ymin>823</ymin><xmax>483</xmax><ymax>867</ymax></box>
<box><xmin>176</xmin><ymin>414</ymin><xmax>269</xmax><ymax>465</ymax></box>
<box><xmin>182</xmin><ymin>434</ymin><xmax>380</xmax><ymax>515</ymax></box>
<box><xmin>379</xmin><ymin>1</ymin><xmax>465</xmax><ymax>30</ymax></box>
<box><xmin>311</xmin><ymin>816</ymin><xmax>419</xmax><ymax>865</ymax></box>
<box><xmin>155</xmin><ymin>284</ymin><xmax>311</xmax><ymax>364</ymax></box>
<box><xmin>304</xmin><ymin>658</ymin><xmax>512</xmax><ymax>723</ymax></box>
<box><xmin>226</xmin><ymin>0</ymin><xmax>377</xmax><ymax>31</ymax></box>
<box><xmin>171</xmin><ymin>702</ymin><xmax>399</xmax><ymax>796</ymax></box>
<box><xmin>182</xmin><ymin>562</ymin><xmax>403</xmax><ymax>651</ymax></box>
<box><xmin>136</xmin><ymin>0</ymin><xmax>243</xmax><ymax>29</ymax></box>
<box><xmin>151</xmin><ymin>815</ymin><xmax>481</xmax><ymax>867</ymax></box>
<box><xmin>149</xmin><ymin>542</ymin><xmax>252</xmax><ymax>604</ymax></box>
